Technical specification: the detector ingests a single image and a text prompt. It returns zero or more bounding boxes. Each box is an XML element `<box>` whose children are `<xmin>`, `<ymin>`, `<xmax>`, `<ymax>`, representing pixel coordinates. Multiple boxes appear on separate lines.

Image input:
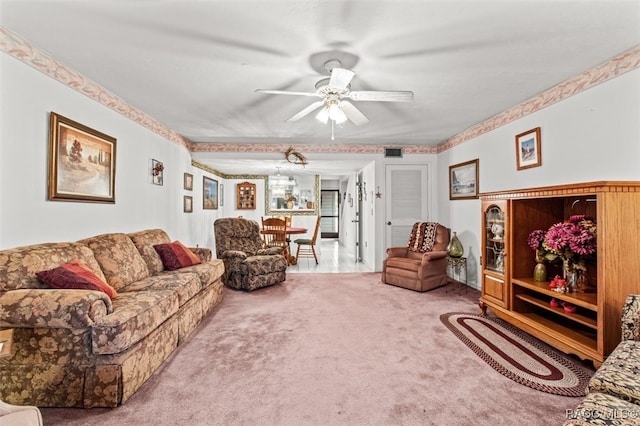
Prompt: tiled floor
<box><xmin>287</xmin><ymin>238</ymin><xmax>374</xmax><ymax>273</ymax></box>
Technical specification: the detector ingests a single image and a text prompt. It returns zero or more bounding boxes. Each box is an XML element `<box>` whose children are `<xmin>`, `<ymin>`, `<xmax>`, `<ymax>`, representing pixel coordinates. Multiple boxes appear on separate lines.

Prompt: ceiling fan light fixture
<box><xmin>328</xmin><ymin>103</ymin><xmax>347</xmax><ymax>124</ymax></box>
<box><xmin>316</xmin><ymin>107</ymin><xmax>329</xmax><ymax>124</ymax></box>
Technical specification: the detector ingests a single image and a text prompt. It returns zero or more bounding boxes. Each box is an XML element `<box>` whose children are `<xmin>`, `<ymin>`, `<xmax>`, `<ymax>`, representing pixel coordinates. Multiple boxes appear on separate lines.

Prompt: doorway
<box><xmin>320</xmin><ymin>190</ymin><xmax>340</xmax><ymax>238</ymax></box>
<box><xmin>384</xmin><ymin>164</ymin><xmax>430</xmax><ymax>248</ymax></box>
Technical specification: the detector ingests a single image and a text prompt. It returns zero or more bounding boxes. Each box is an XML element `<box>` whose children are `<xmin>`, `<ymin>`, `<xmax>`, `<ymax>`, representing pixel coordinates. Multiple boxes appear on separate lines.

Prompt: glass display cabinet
<box><xmin>480</xmin><ymin>200</ymin><xmax>508</xmax><ymax>309</ymax></box>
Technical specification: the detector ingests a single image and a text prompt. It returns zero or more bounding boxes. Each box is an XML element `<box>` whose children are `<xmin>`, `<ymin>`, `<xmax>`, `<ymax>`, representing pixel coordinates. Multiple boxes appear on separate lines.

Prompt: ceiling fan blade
<box><xmin>339</xmin><ymin>101</ymin><xmax>369</xmax><ymax>126</ymax></box>
<box><xmin>328</xmin><ymin>68</ymin><xmax>355</xmax><ymax>90</ymax></box>
<box><xmin>286</xmin><ymin>101</ymin><xmax>326</xmax><ymax>122</ymax></box>
<box><xmin>255</xmin><ymin>89</ymin><xmax>319</xmax><ymax>97</ymax></box>
<box><xmin>348</xmin><ymin>90</ymin><xmax>414</xmax><ymax>102</ymax></box>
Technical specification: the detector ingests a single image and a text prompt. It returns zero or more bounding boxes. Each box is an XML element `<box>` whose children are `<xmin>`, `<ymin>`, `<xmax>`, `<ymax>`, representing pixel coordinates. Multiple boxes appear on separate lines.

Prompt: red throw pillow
<box><xmin>153</xmin><ymin>241</ymin><xmax>201</xmax><ymax>271</ymax></box>
<box><xmin>36</xmin><ymin>259</ymin><xmax>118</xmax><ymax>299</ymax></box>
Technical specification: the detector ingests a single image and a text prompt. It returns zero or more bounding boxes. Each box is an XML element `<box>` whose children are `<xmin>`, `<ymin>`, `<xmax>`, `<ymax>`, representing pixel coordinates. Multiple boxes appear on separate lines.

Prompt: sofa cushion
<box><xmin>128</xmin><ymin>229</ymin><xmax>171</xmax><ymax>275</ymax></box>
<box><xmin>0</xmin><ymin>242</ymin><xmax>106</xmax><ymax>291</ymax></box>
<box><xmin>78</xmin><ymin>233</ymin><xmax>149</xmax><ymax>290</ymax></box>
<box><xmin>153</xmin><ymin>241</ymin><xmax>201</xmax><ymax>271</ymax></box>
<box><xmin>36</xmin><ymin>259</ymin><xmax>118</xmax><ymax>299</ymax></box>
<box><xmin>92</xmin><ymin>290</ymin><xmax>178</xmax><ymax>355</ymax></box>
<box><xmin>587</xmin><ymin>340</ymin><xmax>640</xmax><ymax>405</ymax></box>
<box><xmin>563</xmin><ymin>391</ymin><xmax>640</xmax><ymax>425</ymax></box>
<box><xmin>119</xmin><ymin>272</ymin><xmax>201</xmax><ymax>307</ymax></box>
<box><xmin>178</xmin><ymin>259</ymin><xmax>225</xmax><ymax>289</ymax></box>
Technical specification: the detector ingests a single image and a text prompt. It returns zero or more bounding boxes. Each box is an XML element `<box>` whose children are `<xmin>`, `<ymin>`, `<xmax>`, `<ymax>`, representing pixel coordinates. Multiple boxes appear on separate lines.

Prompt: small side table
<box><xmin>446</xmin><ymin>256</ymin><xmax>468</xmax><ymax>294</ymax></box>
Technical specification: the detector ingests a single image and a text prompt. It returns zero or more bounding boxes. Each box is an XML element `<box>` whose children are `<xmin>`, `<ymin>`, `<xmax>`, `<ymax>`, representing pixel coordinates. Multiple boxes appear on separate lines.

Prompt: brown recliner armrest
<box><xmin>420</xmin><ymin>250</ymin><xmax>448</xmax><ymax>262</ymax></box>
<box><xmin>386</xmin><ymin>247</ymin><xmax>409</xmax><ymax>258</ymax></box>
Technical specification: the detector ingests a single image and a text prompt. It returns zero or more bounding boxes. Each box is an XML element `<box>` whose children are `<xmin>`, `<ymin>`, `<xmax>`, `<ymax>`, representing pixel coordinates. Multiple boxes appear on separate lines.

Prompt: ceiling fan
<box><xmin>255</xmin><ymin>59</ymin><xmax>414</xmax><ymax>128</ymax></box>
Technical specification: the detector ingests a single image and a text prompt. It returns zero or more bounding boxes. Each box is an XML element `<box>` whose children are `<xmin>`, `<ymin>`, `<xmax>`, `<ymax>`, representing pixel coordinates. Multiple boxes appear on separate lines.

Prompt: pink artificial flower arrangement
<box><xmin>527</xmin><ymin>215</ymin><xmax>597</xmax><ymax>271</ymax></box>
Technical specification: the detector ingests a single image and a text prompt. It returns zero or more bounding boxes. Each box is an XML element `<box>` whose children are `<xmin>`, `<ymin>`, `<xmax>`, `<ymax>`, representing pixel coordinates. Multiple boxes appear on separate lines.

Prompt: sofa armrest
<box><xmin>621</xmin><ymin>294</ymin><xmax>640</xmax><ymax>341</ymax></box>
<box><xmin>190</xmin><ymin>247</ymin><xmax>212</xmax><ymax>262</ymax></box>
<box><xmin>257</xmin><ymin>247</ymin><xmax>284</xmax><ymax>256</ymax></box>
<box><xmin>386</xmin><ymin>247</ymin><xmax>409</xmax><ymax>258</ymax></box>
<box><xmin>0</xmin><ymin>289</ymin><xmax>112</xmax><ymax>329</ymax></box>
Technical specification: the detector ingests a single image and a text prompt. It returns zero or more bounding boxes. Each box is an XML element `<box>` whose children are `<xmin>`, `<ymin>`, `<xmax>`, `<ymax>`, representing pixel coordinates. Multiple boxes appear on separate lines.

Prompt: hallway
<box><xmin>287</xmin><ymin>238</ymin><xmax>374</xmax><ymax>273</ymax></box>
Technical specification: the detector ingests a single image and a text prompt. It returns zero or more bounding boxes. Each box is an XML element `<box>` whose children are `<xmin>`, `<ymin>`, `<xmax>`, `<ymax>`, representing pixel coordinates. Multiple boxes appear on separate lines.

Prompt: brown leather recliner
<box><xmin>381</xmin><ymin>222</ymin><xmax>450</xmax><ymax>292</ymax></box>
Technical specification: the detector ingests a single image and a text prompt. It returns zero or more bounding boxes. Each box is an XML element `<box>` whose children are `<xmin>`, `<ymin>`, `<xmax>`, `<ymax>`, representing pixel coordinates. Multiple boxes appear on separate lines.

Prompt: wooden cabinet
<box><xmin>236</xmin><ymin>182</ymin><xmax>256</xmax><ymax>210</ymax></box>
<box><xmin>479</xmin><ymin>181</ymin><xmax>640</xmax><ymax>366</ymax></box>
<box><xmin>481</xmin><ymin>200</ymin><xmax>508</xmax><ymax>308</ymax></box>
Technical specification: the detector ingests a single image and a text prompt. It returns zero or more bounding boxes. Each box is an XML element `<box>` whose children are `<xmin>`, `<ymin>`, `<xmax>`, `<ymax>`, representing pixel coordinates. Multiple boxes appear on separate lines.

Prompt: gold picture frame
<box><xmin>48</xmin><ymin>112</ymin><xmax>116</xmax><ymax>203</ymax></box>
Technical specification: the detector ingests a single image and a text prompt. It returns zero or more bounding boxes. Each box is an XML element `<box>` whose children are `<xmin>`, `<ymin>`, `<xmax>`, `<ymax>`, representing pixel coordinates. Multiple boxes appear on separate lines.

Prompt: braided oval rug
<box><xmin>440</xmin><ymin>312</ymin><xmax>594</xmax><ymax>396</ymax></box>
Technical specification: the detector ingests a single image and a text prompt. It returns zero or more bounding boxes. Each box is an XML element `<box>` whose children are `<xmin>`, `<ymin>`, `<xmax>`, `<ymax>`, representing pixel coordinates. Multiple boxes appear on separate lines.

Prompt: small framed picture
<box><xmin>183</xmin><ymin>195</ymin><xmax>193</xmax><ymax>213</ymax></box>
<box><xmin>219</xmin><ymin>183</ymin><xmax>224</xmax><ymax>206</ymax></box>
<box><xmin>449</xmin><ymin>159</ymin><xmax>479</xmax><ymax>200</ymax></box>
<box><xmin>515</xmin><ymin>127</ymin><xmax>542</xmax><ymax>170</ymax></box>
<box><xmin>184</xmin><ymin>173</ymin><xmax>193</xmax><ymax>191</ymax></box>
<box><xmin>203</xmin><ymin>176</ymin><xmax>218</xmax><ymax>210</ymax></box>
<box><xmin>152</xmin><ymin>159</ymin><xmax>164</xmax><ymax>185</ymax></box>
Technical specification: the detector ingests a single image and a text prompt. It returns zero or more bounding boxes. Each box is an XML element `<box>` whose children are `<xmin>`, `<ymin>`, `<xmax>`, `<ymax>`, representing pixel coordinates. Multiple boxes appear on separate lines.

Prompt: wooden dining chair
<box><xmin>261</xmin><ymin>217</ymin><xmax>289</xmax><ymax>258</ymax></box>
<box><xmin>294</xmin><ymin>216</ymin><xmax>321</xmax><ymax>264</ymax></box>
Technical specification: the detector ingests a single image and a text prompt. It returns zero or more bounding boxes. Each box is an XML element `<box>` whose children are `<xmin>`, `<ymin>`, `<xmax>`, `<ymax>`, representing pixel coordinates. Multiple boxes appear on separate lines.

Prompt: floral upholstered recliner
<box><xmin>0</xmin><ymin>229</ymin><xmax>224</xmax><ymax>408</ymax></box>
<box><xmin>564</xmin><ymin>294</ymin><xmax>640</xmax><ymax>426</ymax></box>
<box><xmin>214</xmin><ymin>217</ymin><xmax>288</xmax><ymax>291</ymax></box>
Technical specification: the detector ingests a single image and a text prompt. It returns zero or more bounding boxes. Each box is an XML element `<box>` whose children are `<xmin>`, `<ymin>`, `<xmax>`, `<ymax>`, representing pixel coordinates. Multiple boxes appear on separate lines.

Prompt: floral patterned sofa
<box><xmin>0</xmin><ymin>229</ymin><xmax>224</xmax><ymax>408</ymax></box>
<box><xmin>564</xmin><ymin>294</ymin><xmax>640</xmax><ymax>425</ymax></box>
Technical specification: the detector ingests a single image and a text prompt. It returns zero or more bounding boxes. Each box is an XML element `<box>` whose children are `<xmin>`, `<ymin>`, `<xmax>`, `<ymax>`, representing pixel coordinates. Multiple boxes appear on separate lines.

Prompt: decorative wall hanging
<box><xmin>48</xmin><ymin>112</ymin><xmax>116</xmax><ymax>203</ymax></box>
<box><xmin>184</xmin><ymin>173</ymin><xmax>193</xmax><ymax>190</ymax></box>
<box><xmin>515</xmin><ymin>127</ymin><xmax>542</xmax><ymax>170</ymax></box>
<box><xmin>284</xmin><ymin>147</ymin><xmax>308</xmax><ymax>166</ymax></box>
<box><xmin>449</xmin><ymin>159</ymin><xmax>479</xmax><ymax>200</ymax></box>
<box><xmin>152</xmin><ymin>159</ymin><xmax>164</xmax><ymax>185</ymax></box>
<box><xmin>203</xmin><ymin>176</ymin><xmax>218</xmax><ymax>210</ymax></box>
<box><xmin>183</xmin><ymin>195</ymin><xmax>193</xmax><ymax>213</ymax></box>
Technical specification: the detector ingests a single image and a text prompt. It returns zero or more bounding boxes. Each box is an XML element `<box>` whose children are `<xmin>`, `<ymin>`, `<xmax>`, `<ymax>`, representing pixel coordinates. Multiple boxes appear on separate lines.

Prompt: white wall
<box><xmin>438</xmin><ymin>68</ymin><xmax>640</xmax><ymax>289</ymax></box>
<box><xmin>0</xmin><ymin>52</ymin><xmax>225</xmax><ymax>249</ymax></box>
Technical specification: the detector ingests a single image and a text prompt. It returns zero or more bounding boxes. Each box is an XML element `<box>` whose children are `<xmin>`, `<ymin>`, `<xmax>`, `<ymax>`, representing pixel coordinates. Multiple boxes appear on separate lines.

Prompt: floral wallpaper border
<box><xmin>1</xmin><ymin>27</ymin><xmax>638</xmax><ymax>154</ymax></box>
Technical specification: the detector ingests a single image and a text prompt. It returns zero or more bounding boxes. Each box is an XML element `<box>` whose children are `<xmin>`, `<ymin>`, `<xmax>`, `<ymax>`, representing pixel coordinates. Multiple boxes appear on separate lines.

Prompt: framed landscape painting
<box><xmin>203</xmin><ymin>176</ymin><xmax>218</xmax><ymax>210</ymax></box>
<box><xmin>515</xmin><ymin>127</ymin><xmax>542</xmax><ymax>170</ymax></box>
<box><xmin>48</xmin><ymin>112</ymin><xmax>116</xmax><ymax>203</ymax></box>
<box><xmin>449</xmin><ymin>159</ymin><xmax>479</xmax><ymax>200</ymax></box>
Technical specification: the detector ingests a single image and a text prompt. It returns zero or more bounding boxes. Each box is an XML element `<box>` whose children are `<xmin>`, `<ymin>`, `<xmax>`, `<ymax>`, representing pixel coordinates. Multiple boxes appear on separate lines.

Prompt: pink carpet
<box><xmin>41</xmin><ymin>272</ymin><xmax>592</xmax><ymax>425</ymax></box>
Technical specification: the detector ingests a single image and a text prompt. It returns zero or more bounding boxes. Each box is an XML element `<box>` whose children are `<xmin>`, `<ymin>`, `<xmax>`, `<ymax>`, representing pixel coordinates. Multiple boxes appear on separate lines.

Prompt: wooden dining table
<box><xmin>260</xmin><ymin>227</ymin><xmax>308</xmax><ymax>265</ymax></box>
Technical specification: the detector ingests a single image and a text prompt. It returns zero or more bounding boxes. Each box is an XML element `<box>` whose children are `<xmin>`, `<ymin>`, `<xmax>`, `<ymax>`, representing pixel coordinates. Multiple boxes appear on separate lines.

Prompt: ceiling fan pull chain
<box><xmin>331</xmin><ymin>120</ymin><xmax>335</xmax><ymax>141</ymax></box>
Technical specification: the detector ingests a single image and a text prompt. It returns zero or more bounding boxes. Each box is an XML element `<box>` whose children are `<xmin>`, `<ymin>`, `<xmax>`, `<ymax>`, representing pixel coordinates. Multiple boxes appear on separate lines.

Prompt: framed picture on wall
<box><xmin>515</xmin><ymin>127</ymin><xmax>542</xmax><ymax>170</ymax></box>
<box><xmin>449</xmin><ymin>159</ymin><xmax>479</xmax><ymax>200</ymax></box>
<box><xmin>184</xmin><ymin>173</ymin><xmax>193</xmax><ymax>191</ymax></box>
<box><xmin>203</xmin><ymin>176</ymin><xmax>218</xmax><ymax>210</ymax></box>
<box><xmin>183</xmin><ymin>195</ymin><xmax>193</xmax><ymax>213</ymax></box>
<box><xmin>48</xmin><ymin>112</ymin><xmax>117</xmax><ymax>203</ymax></box>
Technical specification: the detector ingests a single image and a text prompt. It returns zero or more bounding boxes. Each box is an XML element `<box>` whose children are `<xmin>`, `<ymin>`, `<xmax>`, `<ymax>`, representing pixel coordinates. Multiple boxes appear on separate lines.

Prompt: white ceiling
<box><xmin>1</xmin><ymin>0</ymin><xmax>639</xmax><ymax>176</ymax></box>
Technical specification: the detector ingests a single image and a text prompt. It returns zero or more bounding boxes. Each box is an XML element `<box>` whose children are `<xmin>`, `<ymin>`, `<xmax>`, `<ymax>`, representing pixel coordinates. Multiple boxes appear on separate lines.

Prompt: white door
<box><xmin>385</xmin><ymin>164</ymin><xmax>430</xmax><ymax>249</ymax></box>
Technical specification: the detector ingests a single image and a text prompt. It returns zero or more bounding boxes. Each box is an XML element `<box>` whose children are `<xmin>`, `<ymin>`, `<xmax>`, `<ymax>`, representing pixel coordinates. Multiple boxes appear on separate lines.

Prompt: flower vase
<box><xmin>563</xmin><ymin>261</ymin><xmax>586</xmax><ymax>293</ymax></box>
<box><xmin>533</xmin><ymin>251</ymin><xmax>547</xmax><ymax>282</ymax></box>
<box><xmin>447</xmin><ymin>232</ymin><xmax>464</xmax><ymax>258</ymax></box>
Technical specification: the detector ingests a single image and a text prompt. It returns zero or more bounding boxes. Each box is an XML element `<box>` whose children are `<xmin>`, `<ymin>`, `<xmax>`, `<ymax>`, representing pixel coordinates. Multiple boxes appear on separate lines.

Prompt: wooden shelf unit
<box><xmin>236</xmin><ymin>182</ymin><xmax>256</xmax><ymax>210</ymax></box>
<box><xmin>479</xmin><ymin>181</ymin><xmax>640</xmax><ymax>366</ymax></box>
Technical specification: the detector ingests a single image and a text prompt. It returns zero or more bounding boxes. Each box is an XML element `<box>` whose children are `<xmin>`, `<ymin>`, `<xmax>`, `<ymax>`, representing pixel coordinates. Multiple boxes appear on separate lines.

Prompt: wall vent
<box><xmin>384</xmin><ymin>147</ymin><xmax>403</xmax><ymax>158</ymax></box>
